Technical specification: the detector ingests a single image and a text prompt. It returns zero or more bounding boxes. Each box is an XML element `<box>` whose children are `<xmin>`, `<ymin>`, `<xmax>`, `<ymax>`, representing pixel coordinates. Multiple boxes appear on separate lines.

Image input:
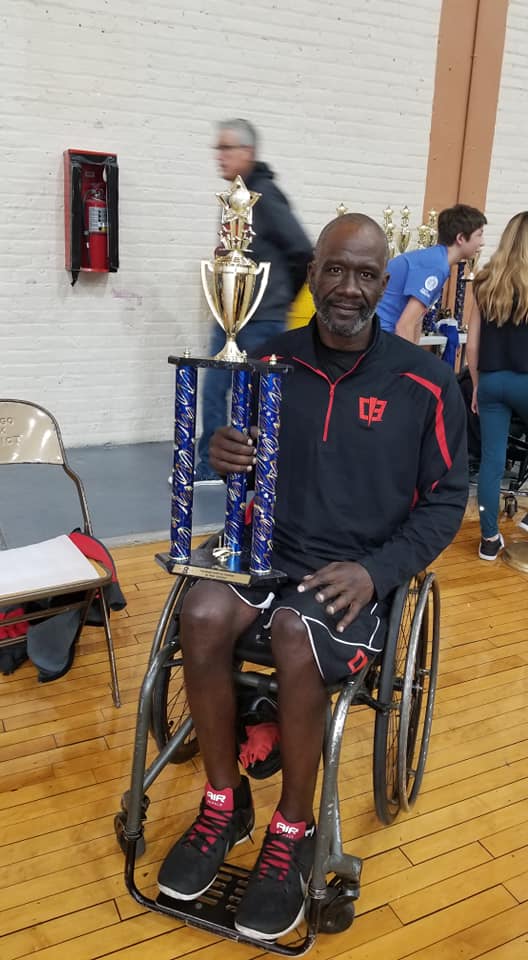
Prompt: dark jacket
<box><xmin>259</xmin><ymin>318</ymin><xmax>468</xmax><ymax>600</ymax></box>
<box><xmin>246</xmin><ymin>162</ymin><xmax>312</xmax><ymax>323</ymax></box>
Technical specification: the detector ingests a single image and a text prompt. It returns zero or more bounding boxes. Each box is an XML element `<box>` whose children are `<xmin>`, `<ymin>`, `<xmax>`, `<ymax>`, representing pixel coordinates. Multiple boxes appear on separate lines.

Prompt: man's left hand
<box><xmin>298</xmin><ymin>562</ymin><xmax>375</xmax><ymax>633</ymax></box>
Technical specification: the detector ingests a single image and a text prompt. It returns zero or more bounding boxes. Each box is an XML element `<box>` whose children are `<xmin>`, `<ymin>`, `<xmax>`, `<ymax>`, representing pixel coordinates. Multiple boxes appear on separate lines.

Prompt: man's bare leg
<box><xmin>180</xmin><ymin>581</ymin><xmax>260</xmax><ymax>789</ymax></box>
<box><xmin>271</xmin><ymin>609</ymin><xmax>327</xmax><ymax>823</ymax></box>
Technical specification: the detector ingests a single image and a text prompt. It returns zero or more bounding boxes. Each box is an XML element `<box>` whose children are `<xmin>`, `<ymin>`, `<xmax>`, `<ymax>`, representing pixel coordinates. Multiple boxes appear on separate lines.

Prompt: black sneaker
<box><xmin>518</xmin><ymin>513</ymin><xmax>528</xmax><ymax>532</ymax></box>
<box><xmin>478</xmin><ymin>533</ymin><xmax>505</xmax><ymax>561</ymax></box>
<box><xmin>157</xmin><ymin>777</ymin><xmax>254</xmax><ymax>900</ymax></box>
<box><xmin>235</xmin><ymin>810</ymin><xmax>316</xmax><ymax>941</ymax></box>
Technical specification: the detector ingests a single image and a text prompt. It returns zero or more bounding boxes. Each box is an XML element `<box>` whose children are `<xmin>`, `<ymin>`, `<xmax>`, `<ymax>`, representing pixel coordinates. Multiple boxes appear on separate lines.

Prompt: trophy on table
<box><xmin>157</xmin><ymin>177</ymin><xmax>291</xmax><ymax>586</ymax></box>
<box><xmin>382</xmin><ymin>205</ymin><xmax>396</xmax><ymax>259</ymax></box>
<box><xmin>382</xmin><ymin>205</ymin><xmax>412</xmax><ymax>257</ymax></box>
<box><xmin>397</xmin><ymin>205</ymin><xmax>412</xmax><ymax>253</ymax></box>
<box><xmin>454</xmin><ymin>251</ymin><xmax>481</xmax><ymax>330</ymax></box>
<box><xmin>465</xmin><ymin>250</ymin><xmax>480</xmax><ymax>282</ymax></box>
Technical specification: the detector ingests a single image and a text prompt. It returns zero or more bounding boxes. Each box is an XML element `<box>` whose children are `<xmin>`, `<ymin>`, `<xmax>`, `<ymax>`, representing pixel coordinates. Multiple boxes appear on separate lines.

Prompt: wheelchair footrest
<box><xmin>156</xmin><ymin>862</ymin><xmax>249</xmax><ymax>933</ymax></box>
<box><xmin>154</xmin><ymin>863</ymin><xmax>313</xmax><ymax>953</ymax></box>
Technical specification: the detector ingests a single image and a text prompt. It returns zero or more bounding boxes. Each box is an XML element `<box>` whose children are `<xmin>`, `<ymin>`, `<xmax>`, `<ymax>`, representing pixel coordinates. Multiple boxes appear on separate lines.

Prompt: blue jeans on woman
<box><xmin>195</xmin><ymin>318</ymin><xmax>286</xmax><ymax>480</ymax></box>
<box><xmin>477</xmin><ymin>370</ymin><xmax>528</xmax><ymax>538</ymax></box>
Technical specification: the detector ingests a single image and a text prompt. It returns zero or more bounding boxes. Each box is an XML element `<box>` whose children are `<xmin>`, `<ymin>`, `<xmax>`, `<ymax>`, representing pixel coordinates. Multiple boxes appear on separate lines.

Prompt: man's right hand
<box><xmin>209</xmin><ymin>426</ymin><xmax>258</xmax><ymax>477</ymax></box>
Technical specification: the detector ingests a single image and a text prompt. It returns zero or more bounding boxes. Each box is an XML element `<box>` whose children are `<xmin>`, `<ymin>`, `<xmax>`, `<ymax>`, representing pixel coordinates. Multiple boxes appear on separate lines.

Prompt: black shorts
<box><xmin>230</xmin><ymin>580</ymin><xmax>390</xmax><ymax>686</ymax></box>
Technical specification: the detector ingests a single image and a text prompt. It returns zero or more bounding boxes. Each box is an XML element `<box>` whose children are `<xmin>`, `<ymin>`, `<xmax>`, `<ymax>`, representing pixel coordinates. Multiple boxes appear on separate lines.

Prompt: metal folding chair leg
<box><xmin>99</xmin><ymin>591</ymin><xmax>121</xmax><ymax>708</ymax></box>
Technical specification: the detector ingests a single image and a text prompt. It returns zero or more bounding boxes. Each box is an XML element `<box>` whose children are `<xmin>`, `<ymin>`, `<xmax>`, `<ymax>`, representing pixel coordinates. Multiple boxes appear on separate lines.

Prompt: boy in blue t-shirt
<box><xmin>377</xmin><ymin>204</ymin><xmax>487</xmax><ymax>343</ymax></box>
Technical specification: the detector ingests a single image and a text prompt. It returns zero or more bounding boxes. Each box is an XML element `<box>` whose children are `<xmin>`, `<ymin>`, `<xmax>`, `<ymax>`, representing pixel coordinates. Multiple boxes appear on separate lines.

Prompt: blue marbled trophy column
<box><xmin>169</xmin><ymin>364</ymin><xmax>197</xmax><ymax>564</ymax></box>
<box><xmin>224</xmin><ymin>369</ymin><xmax>252</xmax><ymax>555</ymax></box>
<box><xmin>454</xmin><ymin>261</ymin><xmax>467</xmax><ymax>328</ymax></box>
<box><xmin>250</xmin><ymin>369</ymin><xmax>282</xmax><ymax>575</ymax></box>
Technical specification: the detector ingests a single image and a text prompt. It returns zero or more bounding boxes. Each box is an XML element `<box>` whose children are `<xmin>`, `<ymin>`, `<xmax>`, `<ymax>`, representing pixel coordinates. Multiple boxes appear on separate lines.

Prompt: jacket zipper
<box><xmin>293</xmin><ymin>355</ymin><xmax>367</xmax><ymax>442</ymax></box>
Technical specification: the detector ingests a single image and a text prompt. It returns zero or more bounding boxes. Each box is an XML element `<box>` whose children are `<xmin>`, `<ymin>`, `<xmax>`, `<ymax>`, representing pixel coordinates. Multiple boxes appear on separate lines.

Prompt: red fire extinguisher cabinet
<box><xmin>64</xmin><ymin>149</ymin><xmax>119</xmax><ymax>286</ymax></box>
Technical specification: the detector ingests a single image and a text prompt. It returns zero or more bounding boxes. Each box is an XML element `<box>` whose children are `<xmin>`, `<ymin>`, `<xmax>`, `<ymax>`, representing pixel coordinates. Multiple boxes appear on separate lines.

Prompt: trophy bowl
<box><xmin>201</xmin><ymin>249</ymin><xmax>269</xmax><ymax>362</ymax></box>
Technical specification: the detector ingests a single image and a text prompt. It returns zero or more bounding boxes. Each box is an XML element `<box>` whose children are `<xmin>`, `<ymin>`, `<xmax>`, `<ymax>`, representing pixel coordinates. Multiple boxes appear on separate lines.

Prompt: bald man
<box><xmin>158</xmin><ymin>214</ymin><xmax>468</xmax><ymax>941</ymax></box>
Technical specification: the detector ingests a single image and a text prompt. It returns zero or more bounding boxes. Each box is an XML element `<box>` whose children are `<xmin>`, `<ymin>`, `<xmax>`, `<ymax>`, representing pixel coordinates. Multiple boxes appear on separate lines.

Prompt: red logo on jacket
<box><xmin>359</xmin><ymin>396</ymin><xmax>387</xmax><ymax>425</ymax></box>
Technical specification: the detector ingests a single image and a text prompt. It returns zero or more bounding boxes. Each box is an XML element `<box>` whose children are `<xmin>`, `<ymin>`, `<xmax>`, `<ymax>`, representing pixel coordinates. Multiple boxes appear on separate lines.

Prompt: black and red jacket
<box><xmin>258</xmin><ymin>317</ymin><xmax>468</xmax><ymax>600</ymax></box>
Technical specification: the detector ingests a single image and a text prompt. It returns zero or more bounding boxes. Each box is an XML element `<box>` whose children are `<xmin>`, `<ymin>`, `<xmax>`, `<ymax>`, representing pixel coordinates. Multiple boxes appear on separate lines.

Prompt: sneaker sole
<box><xmin>478</xmin><ymin>535</ymin><xmax>505</xmax><ymax>561</ymax></box>
<box><xmin>234</xmin><ymin>899</ymin><xmax>306</xmax><ymax>942</ymax></box>
<box><xmin>518</xmin><ymin>521</ymin><xmax>528</xmax><ymax>532</ymax></box>
<box><xmin>234</xmin><ymin>873</ymin><xmax>309</xmax><ymax>941</ymax></box>
<box><xmin>157</xmin><ymin>825</ymin><xmax>253</xmax><ymax>902</ymax></box>
<box><xmin>478</xmin><ymin>550</ymin><xmax>502</xmax><ymax>561</ymax></box>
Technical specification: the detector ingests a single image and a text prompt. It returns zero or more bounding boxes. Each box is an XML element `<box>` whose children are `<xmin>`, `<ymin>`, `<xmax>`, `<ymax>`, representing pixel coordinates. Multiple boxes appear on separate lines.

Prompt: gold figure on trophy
<box><xmin>201</xmin><ymin>175</ymin><xmax>271</xmax><ymax>362</ymax></box>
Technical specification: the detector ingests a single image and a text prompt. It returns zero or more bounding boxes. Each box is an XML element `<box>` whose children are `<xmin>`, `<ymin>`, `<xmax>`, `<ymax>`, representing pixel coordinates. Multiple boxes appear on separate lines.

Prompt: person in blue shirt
<box><xmin>377</xmin><ymin>204</ymin><xmax>487</xmax><ymax>343</ymax></box>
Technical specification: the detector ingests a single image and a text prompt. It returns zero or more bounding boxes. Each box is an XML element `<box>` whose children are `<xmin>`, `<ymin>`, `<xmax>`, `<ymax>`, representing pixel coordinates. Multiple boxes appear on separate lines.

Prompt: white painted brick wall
<box><xmin>0</xmin><ymin>0</ymin><xmax>441</xmax><ymax>445</ymax></box>
<box><xmin>484</xmin><ymin>0</ymin><xmax>528</xmax><ymax>260</ymax></box>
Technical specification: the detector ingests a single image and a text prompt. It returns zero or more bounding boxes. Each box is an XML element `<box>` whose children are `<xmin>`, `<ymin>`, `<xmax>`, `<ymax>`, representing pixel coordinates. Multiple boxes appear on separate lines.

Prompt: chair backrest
<box><xmin>0</xmin><ymin>400</ymin><xmax>65</xmax><ymax>465</ymax></box>
<box><xmin>0</xmin><ymin>399</ymin><xmax>92</xmax><ymax>535</ymax></box>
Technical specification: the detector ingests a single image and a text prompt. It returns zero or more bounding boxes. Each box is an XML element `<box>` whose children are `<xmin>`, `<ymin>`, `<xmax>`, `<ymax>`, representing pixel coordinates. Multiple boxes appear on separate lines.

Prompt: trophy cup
<box><xmin>157</xmin><ymin>178</ymin><xmax>291</xmax><ymax>585</ymax></box>
<box><xmin>201</xmin><ymin>176</ymin><xmax>270</xmax><ymax>362</ymax></box>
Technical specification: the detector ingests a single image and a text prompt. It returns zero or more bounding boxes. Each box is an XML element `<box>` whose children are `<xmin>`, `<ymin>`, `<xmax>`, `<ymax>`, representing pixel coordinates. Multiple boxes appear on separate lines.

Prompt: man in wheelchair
<box><xmin>157</xmin><ymin>213</ymin><xmax>469</xmax><ymax>941</ymax></box>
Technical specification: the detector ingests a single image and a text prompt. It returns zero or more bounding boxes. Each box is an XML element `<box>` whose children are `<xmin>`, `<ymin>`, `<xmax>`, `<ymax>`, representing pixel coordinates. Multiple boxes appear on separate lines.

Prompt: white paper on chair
<box><xmin>0</xmin><ymin>535</ymin><xmax>101</xmax><ymax>597</ymax></box>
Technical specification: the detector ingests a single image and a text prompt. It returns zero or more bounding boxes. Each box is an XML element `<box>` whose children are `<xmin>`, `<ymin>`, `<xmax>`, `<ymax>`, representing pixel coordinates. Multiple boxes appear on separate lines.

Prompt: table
<box><xmin>419</xmin><ymin>333</ymin><xmax>467</xmax><ymax>370</ymax></box>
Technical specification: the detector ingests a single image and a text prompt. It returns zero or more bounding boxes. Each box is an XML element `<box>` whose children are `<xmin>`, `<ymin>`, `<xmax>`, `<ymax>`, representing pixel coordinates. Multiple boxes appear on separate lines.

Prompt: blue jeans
<box><xmin>196</xmin><ymin>319</ymin><xmax>285</xmax><ymax>478</ymax></box>
<box><xmin>477</xmin><ymin>370</ymin><xmax>528</xmax><ymax>537</ymax></box>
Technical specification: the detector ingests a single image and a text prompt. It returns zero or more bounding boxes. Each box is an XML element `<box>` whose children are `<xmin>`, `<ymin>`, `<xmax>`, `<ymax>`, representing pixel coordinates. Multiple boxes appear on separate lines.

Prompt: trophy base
<box><xmin>503</xmin><ymin>540</ymin><xmax>528</xmax><ymax>575</ymax></box>
<box><xmin>155</xmin><ymin>550</ymin><xmax>287</xmax><ymax>586</ymax></box>
<box><xmin>213</xmin><ymin>339</ymin><xmax>246</xmax><ymax>363</ymax></box>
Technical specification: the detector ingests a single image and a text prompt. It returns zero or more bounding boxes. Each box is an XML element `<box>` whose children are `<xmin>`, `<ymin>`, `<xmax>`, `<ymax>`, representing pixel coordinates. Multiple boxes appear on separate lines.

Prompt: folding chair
<box><xmin>0</xmin><ymin>399</ymin><xmax>121</xmax><ymax>707</ymax></box>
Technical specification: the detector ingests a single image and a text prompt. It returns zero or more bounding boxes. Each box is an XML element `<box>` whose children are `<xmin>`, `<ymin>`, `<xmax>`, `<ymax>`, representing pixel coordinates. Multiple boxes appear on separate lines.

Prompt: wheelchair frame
<box><xmin>116</xmin><ymin>569</ymin><xmax>440</xmax><ymax>954</ymax></box>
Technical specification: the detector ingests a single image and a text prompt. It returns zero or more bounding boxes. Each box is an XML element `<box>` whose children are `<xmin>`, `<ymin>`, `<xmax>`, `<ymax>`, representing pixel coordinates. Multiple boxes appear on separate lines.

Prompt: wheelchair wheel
<box><xmin>397</xmin><ymin>574</ymin><xmax>440</xmax><ymax>811</ymax></box>
<box><xmin>150</xmin><ymin>577</ymin><xmax>199</xmax><ymax>761</ymax></box>
<box><xmin>372</xmin><ymin>574</ymin><xmax>439</xmax><ymax>824</ymax></box>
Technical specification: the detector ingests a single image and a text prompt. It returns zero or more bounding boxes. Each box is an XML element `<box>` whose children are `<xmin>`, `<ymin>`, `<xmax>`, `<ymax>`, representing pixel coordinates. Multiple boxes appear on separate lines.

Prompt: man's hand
<box><xmin>209</xmin><ymin>426</ymin><xmax>257</xmax><ymax>477</ymax></box>
<box><xmin>298</xmin><ymin>561</ymin><xmax>375</xmax><ymax>633</ymax></box>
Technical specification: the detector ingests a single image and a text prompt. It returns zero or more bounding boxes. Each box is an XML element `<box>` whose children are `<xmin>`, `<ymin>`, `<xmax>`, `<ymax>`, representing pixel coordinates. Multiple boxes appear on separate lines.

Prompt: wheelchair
<box><xmin>116</xmin><ymin>561</ymin><xmax>440</xmax><ymax>955</ymax></box>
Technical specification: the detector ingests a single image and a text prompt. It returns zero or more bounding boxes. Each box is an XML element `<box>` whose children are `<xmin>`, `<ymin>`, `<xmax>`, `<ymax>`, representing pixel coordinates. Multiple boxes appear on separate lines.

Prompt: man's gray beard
<box><xmin>318</xmin><ymin>303</ymin><xmax>375</xmax><ymax>337</ymax></box>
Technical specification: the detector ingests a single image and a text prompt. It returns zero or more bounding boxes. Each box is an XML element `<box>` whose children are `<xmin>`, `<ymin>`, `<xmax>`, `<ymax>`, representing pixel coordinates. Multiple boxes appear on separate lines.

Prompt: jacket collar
<box><xmin>291</xmin><ymin>314</ymin><xmax>382</xmax><ymax>368</ymax></box>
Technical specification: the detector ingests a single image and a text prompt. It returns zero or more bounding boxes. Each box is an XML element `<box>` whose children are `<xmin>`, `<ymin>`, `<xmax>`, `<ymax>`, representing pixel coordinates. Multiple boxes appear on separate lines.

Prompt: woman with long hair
<box><xmin>467</xmin><ymin>211</ymin><xmax>528</xmax><ymax>560</ymax></box>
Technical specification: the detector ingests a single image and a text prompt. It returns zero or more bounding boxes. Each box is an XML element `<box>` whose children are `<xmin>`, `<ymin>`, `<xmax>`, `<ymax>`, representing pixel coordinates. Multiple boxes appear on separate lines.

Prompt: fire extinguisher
<box><xmin>83</xmin><ymin>187</ymin><xmax>108</xmax><ymax>270</ymax></box>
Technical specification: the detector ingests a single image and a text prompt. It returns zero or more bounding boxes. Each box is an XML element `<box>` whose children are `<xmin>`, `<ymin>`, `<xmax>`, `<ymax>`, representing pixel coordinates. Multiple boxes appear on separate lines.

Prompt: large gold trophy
<box><xmin>200</xmin><ymin>176</ymin><xmax>271</xmax><ymax>362</ymax></box>
<box><xmin>163</xmin><ymin>176</ymin><xmax>290</xmax><ymax>584</ymax></box>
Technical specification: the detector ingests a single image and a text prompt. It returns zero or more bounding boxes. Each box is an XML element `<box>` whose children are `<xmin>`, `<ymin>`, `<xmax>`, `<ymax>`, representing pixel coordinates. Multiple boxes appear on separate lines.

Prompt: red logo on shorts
<box><xmin>347</xmin><ymin>649</ymin><xmax>369</xmax><ymax>674</ymax></box>
<box><xmin>359</xmin><ymin>396</ymin><xmax>387</xmax><ymax>425</ymax></box>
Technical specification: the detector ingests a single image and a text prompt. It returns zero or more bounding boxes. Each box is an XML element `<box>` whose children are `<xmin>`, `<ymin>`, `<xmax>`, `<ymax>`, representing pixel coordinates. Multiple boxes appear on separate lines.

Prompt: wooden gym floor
<box><xmin>0</xmin><ymin>516</ymin><xmax>527</xmax><ymax>959</ymax></box>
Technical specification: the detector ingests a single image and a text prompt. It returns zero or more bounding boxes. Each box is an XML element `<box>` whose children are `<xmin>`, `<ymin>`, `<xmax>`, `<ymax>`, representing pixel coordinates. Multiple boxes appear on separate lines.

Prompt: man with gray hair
<box><xmin>194</xmin><ymin>118</ymin><xmax>313</xmax><ymax>480</ymax></box>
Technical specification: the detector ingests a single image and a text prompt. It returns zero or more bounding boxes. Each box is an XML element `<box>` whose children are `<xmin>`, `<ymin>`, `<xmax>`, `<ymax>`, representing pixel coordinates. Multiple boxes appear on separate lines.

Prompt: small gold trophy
<box><xmin>382</xmin><ymin>205</ymin><xmax>396</xmax><ymax>259</ymax></box>
<box><xmin>398</xmin><ymin>205</ymin><xmax>411</xmax><ymax>253</ymax></box>
<box><xmin>200</xmin><ymin>176</ymin><xmax>270</xmax><ymax>362</ymax></box>
<box><xmin>427</xmin><ymin>209</ymin><xmax>438</xmax><ymax>246</ymax></box>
